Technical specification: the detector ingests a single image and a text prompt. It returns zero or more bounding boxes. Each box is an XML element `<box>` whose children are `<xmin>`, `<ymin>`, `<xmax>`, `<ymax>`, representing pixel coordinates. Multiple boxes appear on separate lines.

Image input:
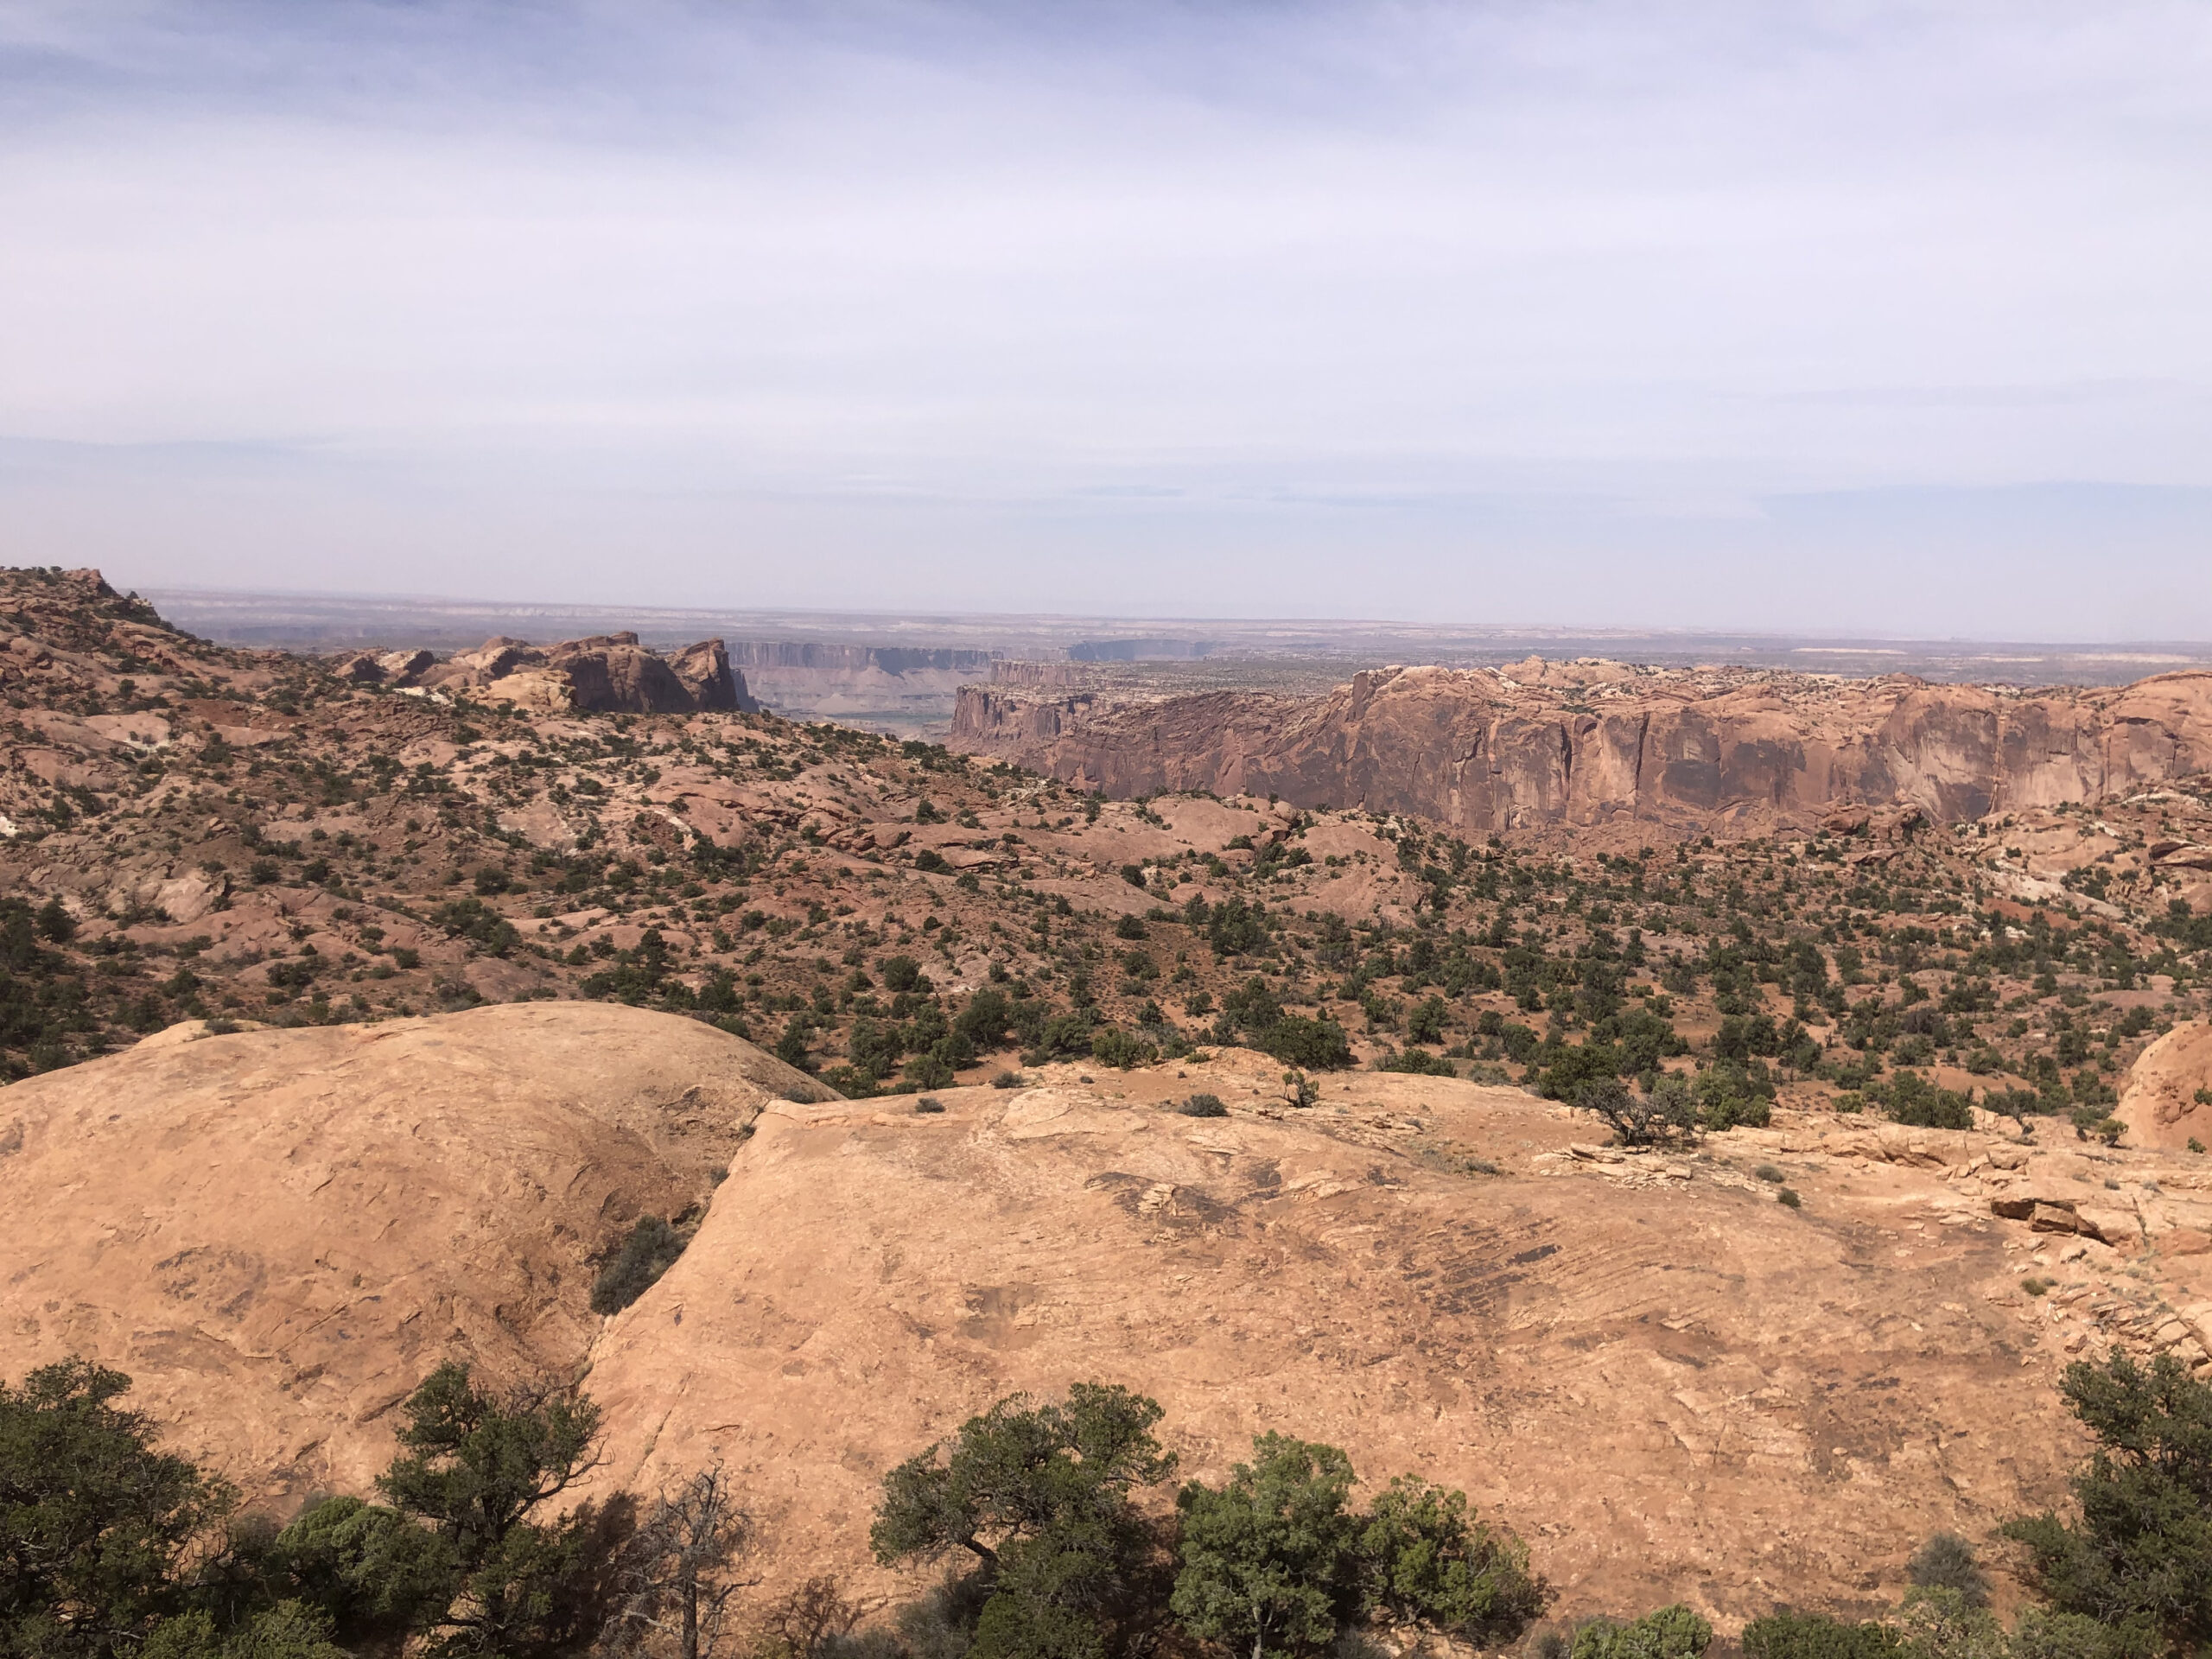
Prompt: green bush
<box><xmin>1179</xmin><ymin>1094</ymin><xmax>1228</xmax><ymax>1117</ymax></box>
<box><xmin>2003</xmin><ymin>1352</ymin><xmax>2212</xmax><ymax>1650</ymax></box>
<box><xmin>1382</xmin><ymin>1048</ymin><xmax>1456</xmax><ymax>1077</ymax></box>
<box><xmin>1742</xmin><ymin>1609</ymin><xmax>1909</xmax><ymax>1659</ymax></box>
<box><xmin>1258</xmin><ymin>1014</ymin><xmax>1354</xmax><ymax>1071</ymax></box>
<box><xmin>1571</xmin><ymin>1604</ymin><xmax>1713</xmax><ymax>1659</ymax></box>
<box><xmin>589</xmin><ymin>1215</ymin><xmax>687</xmax><ymax>1315</ymax></box>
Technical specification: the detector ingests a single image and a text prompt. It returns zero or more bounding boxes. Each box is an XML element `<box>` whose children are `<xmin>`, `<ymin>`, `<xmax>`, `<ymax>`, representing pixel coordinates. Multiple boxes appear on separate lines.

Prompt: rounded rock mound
<box><xmin>0</xmin><ymin>1001</ymin><xmax>831</xmax><ymax>1506</ymax></box>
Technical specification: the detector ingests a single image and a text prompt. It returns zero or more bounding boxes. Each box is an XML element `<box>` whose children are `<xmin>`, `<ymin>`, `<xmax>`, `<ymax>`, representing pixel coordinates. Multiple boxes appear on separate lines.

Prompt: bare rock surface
<box><xmin>2119</xmin><ymin>1020</ymin><xmax>2212</xmax><ymax>1151</ymax></box>
<box><xmin>575</xmin><ymin>1056</ymin><xmax>2212</xmax><ymax>1626</ymax></box>
<box><xmin>0</xmin><ymin>1003</ymin><xmax>828</xmax><ymax>1504</ymax></box>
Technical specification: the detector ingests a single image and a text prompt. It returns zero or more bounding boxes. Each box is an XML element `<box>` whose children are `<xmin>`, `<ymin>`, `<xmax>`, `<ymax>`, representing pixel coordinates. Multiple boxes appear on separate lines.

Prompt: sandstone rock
<box><xmin>546</xmin><ymin>634</ymin><xmax>698</xmax><ymax>714</ymax></box>
<box><xmin>2118</xmin><ymin>1022</ymin><xmax>2212</xmax><ymax>1152</ymax></box>
<box><xmin>328</xmin><ymin>652</ymin><xmax>386</xmax><ymax>683</ymax></box>
<box><xmin>2031</xmin><ymin>1202</ymin><xmax>2082</xmax><ymax>1233</ymax></box>
<box><xmin>377</xmin><ymin>647</ymin><xmax>435</xmax><ymax>681</ymax></box>
<box><xmin>0</xmin><ymin>1003</ymin><xmax>832</xmax><ymax>1506</ymax></box>
<box><xmin>664</xmin><ymin>639</ymin><xmax>760</xmax><ymax>713</ymax></box>
<box><xmin>2074</xmin><ymin>1205</ymin><xmax>2139</xmax><ymax>1248</ymax></box>
<box><xmin>573</xmin><ymin>1075</ymin><xmax>2084</xmax><ymax>1625</ymax></box>
<box><xmin>950</xmin><ymin>666</ymin><xmax>2212</xmax><ymax>837</ymax></box>
<box><xmin>154</xmin><ymin>869</ymin><xmax>227</xmax><ymax>924</ymax></box>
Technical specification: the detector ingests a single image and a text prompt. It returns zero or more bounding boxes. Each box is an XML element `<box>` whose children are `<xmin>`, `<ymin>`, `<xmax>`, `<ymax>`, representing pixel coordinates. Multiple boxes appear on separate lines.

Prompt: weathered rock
<box><xmin>0</xmin><ymin>1003</ymin><xmax>832</xmax><ymax>1505</ymax></box>
<box><xmin>573</xmin><ymin>1071</ymin><xmax>2086</xmax><ymax>1625</ymax></box>
<box><xmin>951</xmin><ymin>664</ymin><xmax>2212</xmax><ymax>837</ymax></box>
<box><xmin>2120</xmin><ymin>1023</ymin><xmax>2212</xmax><ymax>1152</ymax></box>
<box><xmin>664</xmin><ymin>639</ymin><xmax>760</xmax><ymax>713</ymax></box>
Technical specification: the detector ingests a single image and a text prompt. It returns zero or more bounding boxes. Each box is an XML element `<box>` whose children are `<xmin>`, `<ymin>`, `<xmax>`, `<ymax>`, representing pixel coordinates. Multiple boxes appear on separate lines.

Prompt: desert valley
<box><xmin>3</xmin><ymin>566</ymin><xmax>2212</xmax><ymax>1659</ymax></box>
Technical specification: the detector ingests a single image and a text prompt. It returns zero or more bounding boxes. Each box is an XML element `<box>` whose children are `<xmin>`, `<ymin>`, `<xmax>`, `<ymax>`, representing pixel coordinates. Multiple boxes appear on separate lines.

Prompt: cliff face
<box><xmin>332</xmin><ymin>632</ymin><xmax>760</xmax><ymax>714</ymax></box>
<box><xmin>951</xmin><ymin>664</ymin><xmax>2212</xmax><ymax>835</ymax></box>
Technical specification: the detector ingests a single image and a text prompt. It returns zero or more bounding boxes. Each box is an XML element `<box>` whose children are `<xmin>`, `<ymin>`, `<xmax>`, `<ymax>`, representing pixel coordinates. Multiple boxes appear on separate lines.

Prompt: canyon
<box><xmin>952</xmin><ymin>661</ymin><xmax>2212</xmax><ymax>841</ymax></box>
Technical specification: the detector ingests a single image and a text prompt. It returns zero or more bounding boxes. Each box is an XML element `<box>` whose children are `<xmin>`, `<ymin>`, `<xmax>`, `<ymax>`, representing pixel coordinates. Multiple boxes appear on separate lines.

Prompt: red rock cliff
<box><xmin>950</xmin><ymin>663</ymin><xmax>2212</xmax><ymax>836</ymax></box>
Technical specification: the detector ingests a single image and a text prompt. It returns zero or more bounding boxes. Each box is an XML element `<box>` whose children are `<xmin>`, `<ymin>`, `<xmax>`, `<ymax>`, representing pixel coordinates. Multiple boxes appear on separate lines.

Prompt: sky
<box><xmin>3</xmin><ymin>0</ymin><xmax>2209</xmax><ymax>639</ymax></box>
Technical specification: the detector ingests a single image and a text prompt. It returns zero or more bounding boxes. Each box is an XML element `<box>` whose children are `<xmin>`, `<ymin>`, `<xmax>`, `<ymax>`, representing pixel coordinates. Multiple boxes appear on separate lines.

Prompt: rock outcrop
<box><xmin>0</xmin><ymin>1003</ymin><xmax>830</xmax><ymax>1503</ymax></box>
<box><xmin>2120</xmin><ymin>1021</ymin><xmax>2212</xmax><ymax>1151</ymax></box>
<box><xmin>950</xmin><ymin>664</ymin><xmax>2212</xmax><ymax>837</ymax></box>
<box><xmin>569</xmin><ymin>1054</ymin><xmax>2212</xmax><ymax>1624</ymax></box>
<box><xmin>332</xmin><ymin>632</ymin><xmax>760</xmax><ymax>714</ymax></box>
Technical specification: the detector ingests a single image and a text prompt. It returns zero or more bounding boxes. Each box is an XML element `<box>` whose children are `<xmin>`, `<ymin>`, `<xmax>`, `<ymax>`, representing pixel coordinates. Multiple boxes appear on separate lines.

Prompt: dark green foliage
<box><xmin>1179</xmin><ymin>1094</ymin><xmax>1228</xmax><ymax>1117</ymax></box>
<box><xmin>264</xmin><ymin>1496</ymin><xmax>457</xmax><ymax>1650</ymax></box>
<box><xmin>871</xmin><ymin>1385</ymin><xmax>1177</xmax><ymax>1659</ymax></box>
<box><xmin>1908</xmin><ymin>1533</ymin><xmax>1988</xmax><ymax>1608</ymax></box>
<box><xmin>1090</xmin><ymin>1028</ymin><xmax>1155</xmax><ymax>1071</ymax></box>
<box><xmin>2002</xmin><ymin>1351</ymin><xmax>2212</xmax><ymax>1649</ymax></box>
<box><xmin>1381</xmin><ymin>1048</ymin><xmax>1455</xmax><ymax>1077</ymax></box>
<box><xmin>429</xmin><ymin>898</ymin><xmax>521</xmax><ymax>958</ymax></box>
<box><xmin>957</xmin><ymin>989</ymin><xmax>1015</xmax><ymax>1051</ymax></box>
<box><xmin>0</xmin><ymin>1358</ymin><xmax>238</xmax><ymax>1656</ymax></box>
<box><xmin>1570</xmin><ymin>1604</ymin><xmax>1713</xmax><ymax>1659</ymax></box>
<box><xmin>374</xmin><ymin>1362</ymin><xmax>624</xmax><ymax>1657</ymax></box>
<box><xmin>1172</xmin><ymin>1435</ymin><xmax>1360</xmax><ymax>1659</ymax></box>
<box><xmin>1206</xmin><ymin>899</ymin><xmax>1268</xmax><ymax>957</ymax></box>
<box><xmin>1875</xmin><ymin>1071</ymin><xmax>1975</xmax><ymax>1131</ymax></box>
<box><xmin>1741</xmin><ymin>1610</ymin><xmax>1910</xmax><ymax>1659</ymax></box>
<box><xmin>590</xmin><ymin>1217</ymin><xmax>688</xmax><ymax>1316</ymax></box>
<box><xmin>1255</xmin><ymin>1015</ymin><xmax>1353</xmax><ymax>1071</ymax></box>
<box><xmin>1353</xmin><ymin>1477</ymin><xmax>1548</xmax><ymax>1644</ymax></box>
<box><xmin>776</xmin><ymin>1016</ymin><xmax>816</xmax><ymax>1071</ymax></box>
<box><xmin>880</xmin><ymin>956</ymin><xmax>927</xmax><ymax>994</ymax></box>
<box><xmin>139</xmin><ymin>1602</ymin><xmax>346</xmax><ymax>1657</ymax></box>
<box><xmin>1405</xmin><ymin>996</ymin><xmax>1448</xmax><ymax>1046</ymax></box>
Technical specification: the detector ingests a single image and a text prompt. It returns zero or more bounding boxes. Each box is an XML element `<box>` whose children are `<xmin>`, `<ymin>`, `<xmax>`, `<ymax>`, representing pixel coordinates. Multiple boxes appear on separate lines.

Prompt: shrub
<box><xmin>590</xmin><ymin>1216</ymin><xmax>686</xmax><ymax>1315</ymax></box>
<box><xmin>1355</xmin><ymin>1476</ymin><xmax>1549</xmax><ymax>1643</ymax></box>
<box><xmin>2002</xmin><ymin>1351</ymin><xmax>2212</xmax><ymax>1649</ymax></box>
<box><xmin>1179</xmin><ymin>1094</ymin><xmax>1228</xmax><ymax>1117</ymax></box>
<box><xmin>1579</xmin><ymin>1076</ymin><xmax>1697</xmax><ymax>1147</ymax></box>
<box><xmin>1908</xmin><ymin>1532</ymin><xmax>1989</xmax><ymax>1607</ymax></box>
<box><xmin>1777</xmin><ymin>1188</ymin><xmax>1802</xmax><ymax>1209</ymax></box>
<box><xmin>1753</xmin><ymin>1164</ymin><xmax>1785</xmax><ymax>1184</ymax></box>
<box><xmin>1742</xmin><ymin>1611</ymin><xmax>1909</xmax><ymax>1659</ymax></box>
<box><xmin>1571</xmin><ymin>1605</ymin><xmax>1713</xmax><ymax>1659</ymax></box>
<box><xmin>1382</xmin><ymin>1048</ymin><xmax>1456</xmax><ymax>1077</ymax></box>
<box><xmin>1258</xmin><ymin>1014</ymin><xmax>1355</xmax><ymax>1071</ymax></box>
<box><xmin>989</xmin><ymin>1070</ymin><xmax>1024</xmax><ymax>1090</ymax></box>
<box><xmin>1090</xmin><ymin>1027</ymin><xmax>1155</xmax><ymax>1071</ymax></box>
<box><xmin>915</xmin><ymin>1097</ymin><xmax>945</xmax><ymax>1115</ymax></box>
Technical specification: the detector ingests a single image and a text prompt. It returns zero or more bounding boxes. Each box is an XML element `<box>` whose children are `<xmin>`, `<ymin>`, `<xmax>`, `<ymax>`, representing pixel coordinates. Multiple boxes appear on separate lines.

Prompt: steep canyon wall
<box><xmin>950</xmin><ymin>664</ymin><xmax>2212</xmax><ymax>835</ymax></box>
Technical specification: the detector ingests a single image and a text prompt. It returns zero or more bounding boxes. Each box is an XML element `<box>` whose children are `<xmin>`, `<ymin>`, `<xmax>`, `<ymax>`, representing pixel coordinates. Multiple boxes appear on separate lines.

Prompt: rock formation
<box><xmin>332</xmin><ymin>632</ymin><xmax>760</xmax><ymax>714</ymax></box>
<box><xmin>2118</xmin><ymin>1020</ymin><xmax>2212</xmax><ymax>1151</ymax></box>
<box><xmin>951</xmin><ymin>664</ymin><xmax>2212</xmax><ymax>836</ymax></box>
<box><xmin>0</xmin><ymin>1003</ymin><xmax>830</xmax><ymax>1503</ymax></box>
<box><xmin>565</xmin><ymin>1048</ymin><xmax>2207</xmax><ymax>1619</ymax></box>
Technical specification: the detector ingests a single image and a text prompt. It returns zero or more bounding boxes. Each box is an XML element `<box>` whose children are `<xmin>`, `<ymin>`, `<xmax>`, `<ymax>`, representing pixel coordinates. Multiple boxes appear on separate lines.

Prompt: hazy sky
<box><xmin>3</xmin><ymin>1</ymin><xmax>2210</xmax><ymax>637</ymax></box>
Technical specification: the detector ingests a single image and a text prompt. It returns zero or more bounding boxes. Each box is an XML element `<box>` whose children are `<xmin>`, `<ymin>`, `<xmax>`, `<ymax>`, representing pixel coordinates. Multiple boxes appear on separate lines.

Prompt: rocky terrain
<box><xmin>952</xmin><ymin>658</ymin><xmax>2212</xmax><ymax>841</ymax></box>
<box><xmin>6</xmin><ymin>565</ymin><xmax>2212</xmax><ymax>1641</ymax></box>
<box><xmin>4</xmin><ymin>1004</ymin><xmax>2210</xmax><ymax>1625</ymax></box>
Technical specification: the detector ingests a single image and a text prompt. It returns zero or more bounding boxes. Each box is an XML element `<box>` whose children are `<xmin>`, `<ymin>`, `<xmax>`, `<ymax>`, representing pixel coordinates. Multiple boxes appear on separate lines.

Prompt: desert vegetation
<box><xmin>5</xmin><ymin>1351</ymin><xmax>2206</xmax><ymax>1659</ymax></box>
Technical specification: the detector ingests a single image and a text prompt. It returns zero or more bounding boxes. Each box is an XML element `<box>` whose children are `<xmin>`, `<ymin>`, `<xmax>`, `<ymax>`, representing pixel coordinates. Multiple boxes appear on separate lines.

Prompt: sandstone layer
<box><xmin>0</xmin><ymin>1003</ymin><xmax>829</xmax><ymax>1503</ymax></box>
<box><xmin>951</xmin><ymin>664</ymin><xmax>2212</xmax><ymax>837</ymax></box>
